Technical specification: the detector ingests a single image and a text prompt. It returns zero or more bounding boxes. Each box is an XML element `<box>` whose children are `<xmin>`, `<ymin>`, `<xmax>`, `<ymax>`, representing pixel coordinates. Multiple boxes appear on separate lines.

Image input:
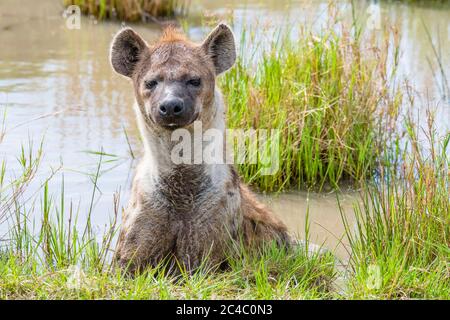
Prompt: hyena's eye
<box><xmin>187</xmin><ymin>78</ymin><xmax>201</xmax><ymax>87</ymax></box>
<box><xmin>145</xmin><ymin>79</ymin><xmax>158</xmax><ymax>90</ymax></box>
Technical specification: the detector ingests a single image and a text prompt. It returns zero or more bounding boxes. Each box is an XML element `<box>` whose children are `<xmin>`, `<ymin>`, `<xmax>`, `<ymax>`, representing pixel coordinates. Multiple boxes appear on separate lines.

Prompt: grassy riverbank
<box><xmin>0</xmin><ymin>230</ymin><xmax>336</xmax><ymax>299</ymax></box>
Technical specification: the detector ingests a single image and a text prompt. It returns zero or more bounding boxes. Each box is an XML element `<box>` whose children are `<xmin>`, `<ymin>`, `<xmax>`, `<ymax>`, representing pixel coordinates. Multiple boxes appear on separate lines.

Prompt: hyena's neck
<box><xmin>134</xmin><ymin>88</ymin><xmax>233</xmax><ymax>189</ymax></box>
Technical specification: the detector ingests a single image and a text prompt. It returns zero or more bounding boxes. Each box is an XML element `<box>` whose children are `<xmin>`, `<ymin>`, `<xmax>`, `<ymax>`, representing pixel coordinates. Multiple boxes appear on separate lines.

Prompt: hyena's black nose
<box><xmin>159</xmin><ymin>98</ymin><xmax>185</xmax><ymax>118</ymax></box>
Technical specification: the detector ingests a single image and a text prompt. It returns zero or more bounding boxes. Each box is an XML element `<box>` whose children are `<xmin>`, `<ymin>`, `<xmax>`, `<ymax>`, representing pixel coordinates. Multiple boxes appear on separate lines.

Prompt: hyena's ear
<box><xmin>110</xmin><ymin>28</ymin><xmax>148</xmax><ymax>77</ymax></box>
<box><xmin>201</xmin><ymin>23</ymin><xmax>236</xmax><ymax>75</ymax></box>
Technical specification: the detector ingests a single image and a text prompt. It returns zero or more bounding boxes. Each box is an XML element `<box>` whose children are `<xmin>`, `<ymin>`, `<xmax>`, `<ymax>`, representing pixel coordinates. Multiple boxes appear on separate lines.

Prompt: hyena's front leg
<box><xmin>114</xmin><ymin>207</ymin><xmax>176</xmax><ymax>273</ymax></box>
<box><xmin>174</xmin><ymin>222</ymin><xmax>229</xmax><ymax>272</ymax></box>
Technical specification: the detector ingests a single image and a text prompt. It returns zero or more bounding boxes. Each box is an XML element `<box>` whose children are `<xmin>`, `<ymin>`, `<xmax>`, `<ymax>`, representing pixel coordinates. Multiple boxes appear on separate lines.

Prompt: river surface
<box><xmin>0</xmin><ymin>0</ymin><xmax>448</xmax><ymax>260</ymax></box>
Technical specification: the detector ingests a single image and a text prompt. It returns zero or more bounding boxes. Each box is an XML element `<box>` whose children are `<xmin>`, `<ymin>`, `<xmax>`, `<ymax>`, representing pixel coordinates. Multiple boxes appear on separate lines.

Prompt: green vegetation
<box><xmin>63</xmin><ymin>0</ymin><xmax>189</xmax><ymax>21</ymax></box>
<box><xmin>382</xmin><ymin>0</ymin><xmax>450</xmax><ymax>5</ymax></box>
<box><xmin>222</xmin><ymin>26</ymin><xmax>401</xmax><ymax>192</ymax></box>
<box><xmin>342</xmin><ymin>113</ymin><xmax>450</xmax><ymax>299</ymax></box>
<box><xmin>0</xmin><ymin>250</ymin><xmax>335</xmax><ymax>299</ymax></box>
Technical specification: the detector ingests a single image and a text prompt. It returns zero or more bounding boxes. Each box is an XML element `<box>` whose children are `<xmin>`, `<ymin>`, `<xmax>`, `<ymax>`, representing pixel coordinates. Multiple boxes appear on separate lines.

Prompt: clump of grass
<box><xmin>381</xmin><ymin>0</ymin><xmax>450</xmax><ymax>6</ymax></box>
<box><xmin>342</xmin><ymin>110</ymin><xmax>450</xmax><ymax>299</ymax></box>
<box><xmin>221</xmin><ymin>25</ymin><xmax>401</xmax><ymax>192</ymax></box>
<box><xmin>0</xmin><ymin>236</ymin><xmax>336</xmax><ymax>299</ymax></box>
<box><xmin>225</xmin><ymin>242</ymin><xmax>336</xmax><ymax>299</ymax></box>
<box><xmin>63</xmin><ymin>0</ymin><xmax>189</xmax><ymax>22</ymax></box>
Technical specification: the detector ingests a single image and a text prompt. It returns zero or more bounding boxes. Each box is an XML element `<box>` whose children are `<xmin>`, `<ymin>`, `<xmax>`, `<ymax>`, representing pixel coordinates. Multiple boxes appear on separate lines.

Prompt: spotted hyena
<box><xmin>110</xmin><ymin>24</ymin><xmax>292</xmax><ymax>273</ymax></box>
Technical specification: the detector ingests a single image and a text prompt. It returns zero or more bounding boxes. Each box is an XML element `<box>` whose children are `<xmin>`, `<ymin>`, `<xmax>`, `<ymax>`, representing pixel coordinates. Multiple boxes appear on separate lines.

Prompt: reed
<box><xmin>63</xmin><ymin>0</ymin><xmax>190</xmax><ymax>21</ymax></box>
<box><xmin>221</xmin><ymin>24</ymin><xmax>401</xmax><ymax>191</ymax></box>
<box><xmin>342</xmin><ymin>108</ymin><xmax>450</xmax><ymax>299</ymax></box>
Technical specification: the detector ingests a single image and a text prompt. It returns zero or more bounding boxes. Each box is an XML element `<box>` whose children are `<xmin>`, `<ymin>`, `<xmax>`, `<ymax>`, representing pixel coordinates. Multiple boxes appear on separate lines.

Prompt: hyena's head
<box><xmin>110</xmin><ymin>24</ymin><xmax>236</xmax><ymax>131</ymax></box>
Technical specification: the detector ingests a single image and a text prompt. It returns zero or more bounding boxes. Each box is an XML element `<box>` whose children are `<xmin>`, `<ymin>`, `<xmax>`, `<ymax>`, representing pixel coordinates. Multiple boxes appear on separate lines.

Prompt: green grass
<box><xmin>221</xmin><ymin>25</ymin><xmax>401</xmax><ymax>192</ymax></box>
<box><xmin>342</xmin><ymin>112</ymin><xmax>450</xmax><ymax>299</ymax></box>
<box><xmin>0</xmin><ymin>237</ymin><xmax>336</xmax><ymax>299</ymax></box>
<box><xmin>63</xmin><ymin>0</ymin><xmax>189</xmax><ymax>21</ymax></box>
<box><xmin>0</xmin><ymin>258</ymin><xmax>335</xmax><ymax>299</ymax></box>
<box><xmin>381</xmin><ymin>0</ymin><xmax>450</xmax><ymax>5</ymax></box>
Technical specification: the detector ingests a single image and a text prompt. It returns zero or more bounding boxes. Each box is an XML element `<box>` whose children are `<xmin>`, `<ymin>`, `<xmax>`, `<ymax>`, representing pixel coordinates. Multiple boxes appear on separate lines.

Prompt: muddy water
<box><xmin>259</xmin><ymin>191</ymin><xmax>358</xmax><ymax>260</ymax></box>
<box><xmin>0</xmin><ymin>0</ymin><xmax>448</xmax><ymax>258</ymax></box>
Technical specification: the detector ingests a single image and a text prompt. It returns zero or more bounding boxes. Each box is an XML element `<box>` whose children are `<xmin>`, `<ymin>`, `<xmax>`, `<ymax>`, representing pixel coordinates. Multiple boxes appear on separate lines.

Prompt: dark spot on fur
<box><xmin>230</xmin><ymin>166</ymin><xmax>240</xmax><ymax>187</ymax></box>
<box><xmin>127</xmin><ymin>232</ymin><xmax>138</xmax><ymax>245</ymax></box>
<box><xmin>250</xmin><ymin>219</ymin><xmax>258</xmax><ymax>233</ymax></box>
